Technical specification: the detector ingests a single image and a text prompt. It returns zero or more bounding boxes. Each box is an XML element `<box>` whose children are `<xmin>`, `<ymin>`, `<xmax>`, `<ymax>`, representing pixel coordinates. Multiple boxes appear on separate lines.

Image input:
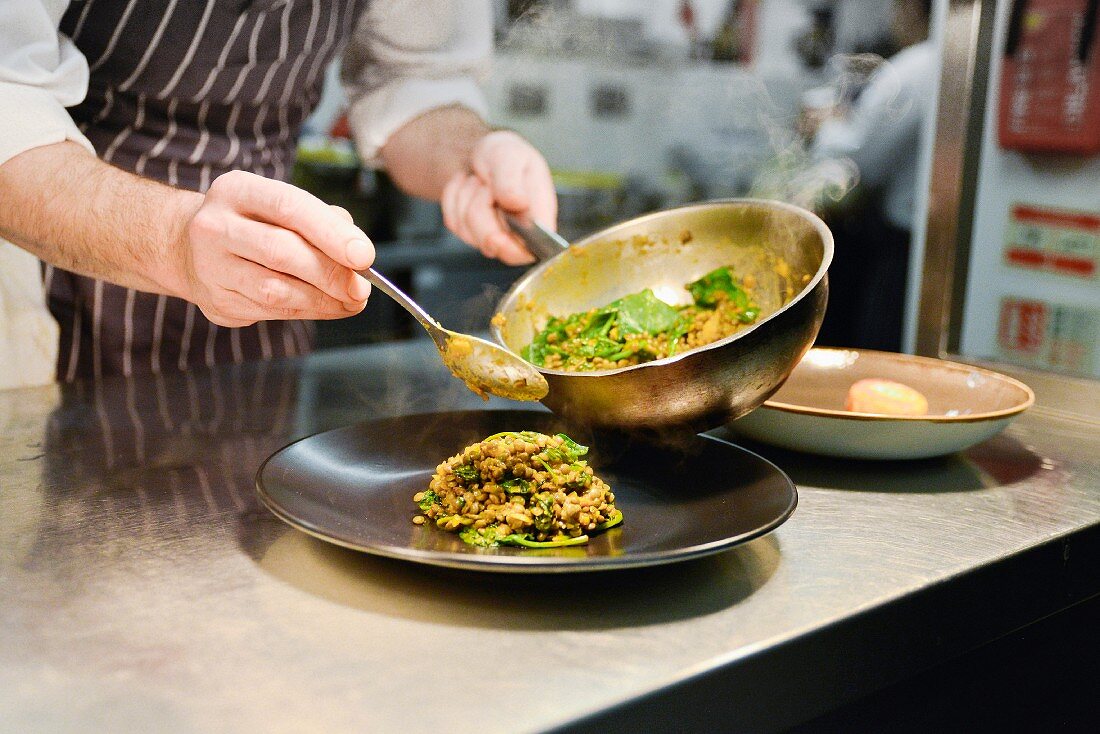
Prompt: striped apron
<box><xmin>48</xmin><ymin>0</ymin><xmax>366</xmax><ymax>381</ymax></box>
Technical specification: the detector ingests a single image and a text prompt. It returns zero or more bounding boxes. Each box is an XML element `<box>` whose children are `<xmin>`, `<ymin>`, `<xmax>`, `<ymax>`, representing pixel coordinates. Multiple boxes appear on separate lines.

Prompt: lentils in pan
<box><xmin>413</xmin><ymin>431</ymin><xmax>622</xmax><ymax>548</ymax></box>
<box><xmin>523</xmin><ymin>266</ymin><xmax>761</xmax><ymax>371</ymax></box>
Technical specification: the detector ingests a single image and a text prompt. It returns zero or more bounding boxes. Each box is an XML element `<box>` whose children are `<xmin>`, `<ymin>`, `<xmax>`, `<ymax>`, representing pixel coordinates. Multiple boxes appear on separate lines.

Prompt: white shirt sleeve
<box><xmin>341</xmin><ymin>0</ymin><xmax>492</xmax><ymax>166</ymax></box>
<box><xmin>0</xmin><ymin>0</ymin><xmax>95</xmax><ymax>166</ymax></box>
<box><xmin>811</xmin><ymin>42</ymin><xmax>934</xmax><ymax>191</ymax></box>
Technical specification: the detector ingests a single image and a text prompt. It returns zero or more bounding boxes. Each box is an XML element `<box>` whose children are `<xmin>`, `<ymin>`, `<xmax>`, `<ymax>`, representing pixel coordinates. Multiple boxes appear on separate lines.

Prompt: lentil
<box><xmin>414</xmin><ymin>431</ymin><xmax>622</xmax><ymax>547</ymax></box>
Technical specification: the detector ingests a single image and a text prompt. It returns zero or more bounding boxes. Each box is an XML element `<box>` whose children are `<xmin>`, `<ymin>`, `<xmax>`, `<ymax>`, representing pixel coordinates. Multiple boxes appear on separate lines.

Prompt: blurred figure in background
<box><xmin>803</xmin><ymin>0</ymin><xmax>936</xmax><ymax>351</ymax></box>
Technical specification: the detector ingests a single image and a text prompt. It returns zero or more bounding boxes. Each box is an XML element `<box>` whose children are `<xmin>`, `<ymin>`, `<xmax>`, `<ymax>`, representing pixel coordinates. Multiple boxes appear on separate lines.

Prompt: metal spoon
<box><xmin>359</xmin><ymin>267</ymin><xmax>548</xmax><ymax>402</ymax></box>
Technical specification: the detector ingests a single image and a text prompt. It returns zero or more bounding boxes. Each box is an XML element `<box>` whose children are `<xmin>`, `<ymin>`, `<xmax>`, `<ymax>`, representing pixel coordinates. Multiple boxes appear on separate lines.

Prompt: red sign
<box><xmin>1004</xmin><ymin>203</ymin><xmax>1099</xmax><ymax>279</ymax></box>
<box><xmin>998</xmin><ymin>0</ymin><xmax>1100</xmax><ymax>154</ymax></box>
<box><xmin>998</xmin><ymin>298</ymin><xmax>1048</xmax><ymax>353</ymax></box>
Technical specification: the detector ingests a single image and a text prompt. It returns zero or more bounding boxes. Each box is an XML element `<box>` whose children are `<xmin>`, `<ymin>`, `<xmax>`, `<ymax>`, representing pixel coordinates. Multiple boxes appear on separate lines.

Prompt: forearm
<box><xmin>378</xmin><ymin>105</ymin><xmax>491</xmax><ymax>201</ymax></box>
<box><xmin>0</xmin><ymin>141</ymin><xmax>199</xmax><ymax>296</ymax></box>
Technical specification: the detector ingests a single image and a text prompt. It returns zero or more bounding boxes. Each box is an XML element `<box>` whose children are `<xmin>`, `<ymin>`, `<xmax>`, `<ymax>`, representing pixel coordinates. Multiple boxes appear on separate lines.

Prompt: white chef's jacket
<box><xmin>812</xmin><ymin>41</ymin><xmax>938</xmax><ymax>232</ymax></box>
<box><xmin>0</xmin><ymin>0</ymin><xmax>493</xmax><ymax>389</ymax></box>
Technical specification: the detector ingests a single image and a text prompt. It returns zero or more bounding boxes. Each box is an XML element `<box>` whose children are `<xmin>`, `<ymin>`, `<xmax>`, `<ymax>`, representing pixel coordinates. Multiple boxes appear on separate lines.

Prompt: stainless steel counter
<box><xmin>2</xmin><ymin>338</ymin><xmax>1099</xmax><ymax>733</ymax></box>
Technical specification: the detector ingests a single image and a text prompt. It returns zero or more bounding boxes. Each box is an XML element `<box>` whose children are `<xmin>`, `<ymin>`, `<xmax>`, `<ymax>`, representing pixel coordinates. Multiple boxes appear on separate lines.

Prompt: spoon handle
<box><xmin>502</xmin><ymin>212</ymin><xmax>570</xmax><ymax>261</ymax></box>
<box><xmin>359</xmin><ymin>267</ymin><xmax>446</xmax><ymax>346</ymax></box>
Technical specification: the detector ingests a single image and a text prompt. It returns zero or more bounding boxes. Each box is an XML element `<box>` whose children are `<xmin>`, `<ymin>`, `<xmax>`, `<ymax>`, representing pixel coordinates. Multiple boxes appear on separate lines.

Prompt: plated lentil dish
<box><xmin>522</xmin><ymin>265</ymin><xmax>761</xmax><ymax>371</ymax></box>
<box><xmin>413</xmin><ymin>431</ymin><xmax>622</xmax><ymax>548</ymax></box>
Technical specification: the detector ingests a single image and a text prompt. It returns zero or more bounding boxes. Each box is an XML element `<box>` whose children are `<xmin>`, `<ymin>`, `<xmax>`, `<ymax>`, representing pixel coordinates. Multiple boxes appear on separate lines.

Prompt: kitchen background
<box><xmin>297</xmin><ymin>0</ymin><xmax>903</xmax><ymax>346</ymax></box>
<box><xmin>292</xmin><ymin>0</ymin><xmax>1100</xmax><ymax>382</ymax></box>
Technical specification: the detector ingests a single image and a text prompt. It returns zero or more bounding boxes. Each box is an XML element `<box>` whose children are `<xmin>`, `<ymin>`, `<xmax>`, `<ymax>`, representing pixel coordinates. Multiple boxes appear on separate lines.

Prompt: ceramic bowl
<box><xmin>727</xmin><ymin>348</ymin><xmax>1035</xmax><ymax>460</ymax></box>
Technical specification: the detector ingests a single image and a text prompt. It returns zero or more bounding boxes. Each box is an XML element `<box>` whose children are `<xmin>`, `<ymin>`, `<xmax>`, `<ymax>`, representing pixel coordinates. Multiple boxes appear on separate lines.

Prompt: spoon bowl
<box><xmin>439</xmin><ymin>331</ymin><xmax>549</xmax><ymax>401</ymax></box>
<box><xmin>360</xmin><ymin>267</ymin><xmax>548</xmax><ymax>402</ymax></box>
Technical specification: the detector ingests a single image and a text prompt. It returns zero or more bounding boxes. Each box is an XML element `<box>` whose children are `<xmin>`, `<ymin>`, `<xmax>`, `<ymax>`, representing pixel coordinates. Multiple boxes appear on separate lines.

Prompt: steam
<box><xmin>746</xmin><ymin>52</ymin><xmax>891</xmax><ymax>212</ymax></box>
<box><xmin>828</xmin><ymin>53</ymin><xmax>890</xmax><ymax>108</ymax></box>
<box><xmin>499</xmin><ymin>5</ymin><xmax>911</xmax><ymax>217</ymax></box>
<box><xmin>455</xmin><ymin>282</ymin><xmax>508</xmax><ymax>336</ymax></box>
<box><xmin>750</xmin><ymin>154</ymin><xmax>860</xmax><ymax>212</ymax></box>
<box><xmin>499</xmin><ymin>3</ymin><xmax>624</xmax><ymax>59</ymax></box>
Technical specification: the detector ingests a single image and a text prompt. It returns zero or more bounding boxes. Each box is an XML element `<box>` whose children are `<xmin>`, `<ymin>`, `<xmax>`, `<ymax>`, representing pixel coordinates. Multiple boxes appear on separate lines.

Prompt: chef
<box><xmin>0</xmin><ymin>0</ymin><xmax>556</xmax><ymax>385</ymax></box>
<box><xmin>806</xmin><ymin>0</ymin><xmax>936</xmax><ymax>350</ymax></box>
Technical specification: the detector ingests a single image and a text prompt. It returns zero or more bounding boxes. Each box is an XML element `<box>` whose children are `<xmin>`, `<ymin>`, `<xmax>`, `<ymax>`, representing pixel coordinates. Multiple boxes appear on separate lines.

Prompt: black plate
<box><xmin>256</xmin><ymin>410</ymin><xmax>797</xmax><ymax>573</ymax></box>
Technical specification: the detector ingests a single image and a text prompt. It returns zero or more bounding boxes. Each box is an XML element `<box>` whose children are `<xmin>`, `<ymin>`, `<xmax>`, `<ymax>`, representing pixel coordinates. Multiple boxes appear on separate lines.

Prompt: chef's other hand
<box><xmin>441</xmin><ymin>131</ymin><xmax>558</xmax><ymax>266</ymax></box>
<box><xmin>178</xmin><ymin>170</ymin><xmax>373</xmax><ymax>328</ymax></box>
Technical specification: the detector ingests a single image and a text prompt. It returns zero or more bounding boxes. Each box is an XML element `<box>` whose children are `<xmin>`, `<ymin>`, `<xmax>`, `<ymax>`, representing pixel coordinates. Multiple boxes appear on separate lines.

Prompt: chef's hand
<box><xmin>440</xmin><ymin>131</ymin><xmax>557</xmax><ymax>266</ymax></box>
<box><xmin>177</xmin><ymin>170</ymin><xmax>374</xmax><ymax>328</ymax></box>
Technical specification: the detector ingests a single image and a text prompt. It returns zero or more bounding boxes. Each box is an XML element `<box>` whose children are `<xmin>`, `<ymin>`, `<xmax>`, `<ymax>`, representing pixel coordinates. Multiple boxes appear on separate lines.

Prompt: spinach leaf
<box><xmin>666</xmin><ymin>319</ymin><xmax>691</xmax><ymax>356</ymax></box>
<box><xmin>523</xmin><ymin>316</ymin><xmax>569</xmax><ymax>366</ymax></box>
<box><xmin>416</xmin><ymin>489</ymin><xmax>440</xmax><ymax>513</ymax></box>
<box><xmin>611</xmin><ymin>289</ymin><xmax>682</xmax><ymax>335</ymax></box>
<box><xmin>580</xmin><ymin>309</ymin><xmax>618</xmax><ymax>339</ymax></box>
<box><xmin>574</xmin><ymin>337</ymin><xmax>625</xmax><ymax>359</ymax></box>
<box><xmin>522</xmin><ymin>340</ymin><xmax>546</xmax><ymax>366</ymax></box>
<box><xmin>687</xmin><ymin>266</ymin><xmax>750</xmax><ymax>310</ymax></box>
<box><xmin>459</xmin><ymin>525</ymin><xmax>590</xmax><ymax>548</ymax></box>
<box><xmin>565</xmin><ymin>473</ymin><xmax>591</xmax><ymax>490</ymax></box>
<box><xmin>453</xmin><ymin>464</ymin><xmax>479</xmax><ymax>482</ymax></box>
<box><xmin>533</xmin><ymin>492</ymin><xmax>555</xmax><ymax>535</ymax></box>
<box><xmin>503</xmin><ymin>534</ymin><xmax>589</xmax><ymax>548</ymax></box>
<box><xmin>501</xmin><ymin>478</ymin><xmax>531</xmax><ymax>495</ymax></box>
<box><xmin>535</xmin><ymin>434</ymin><xmax>590</xmax><ymax>477</ymax></box>
<box><xmin>555</xmin><ymin>433</ymin><xmax>589</xmax><ymax>460</ymax></box>
<box><xmin>533</xmin><ymin>455</ymin><xmax>556</xmax><ymax>474</ymax></box>
<box><xmin>595</xmin><ymin>509</ymin><xmax>624</xmax><ymax>530</ymax></box>
<box><xmin>459</xmin><ymin>525</ymin><xmax>501</xmax><ymax>547</ymax></box>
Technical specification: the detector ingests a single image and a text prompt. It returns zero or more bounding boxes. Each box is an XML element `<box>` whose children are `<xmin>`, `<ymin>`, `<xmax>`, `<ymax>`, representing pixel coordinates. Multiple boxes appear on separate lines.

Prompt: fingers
<box><xmin>207</xmin><ymin>170</ymin><xmax>375</xmax><ymax>271</ymax></box>
<box><xmin>441</xmin><ymin>173</ymin><xmax>468</xmax><ymax>243</ymax></box>
<box><xmin>465</xmin><ymin>184</ymin><xmax>536</xmax><ymax>266</ymax></box>
<box><xmin>471</xmin><ymin>136</ymin><xmax>528</xmax><ymax>213</ymax></box>
<box><xmin>327</xmin><ymin>205</ymin><xmax>371</xmax><ymax>299</ymax></box>
<box><xmin>443</xmin><ymin>132</ymin><xmax>559</xmax><ymax>265</ymax></box>
<box><xmin>330</xmin><ymin>204</ymin><xmax>355</xmax><ymax>224</ymax></box>
<box><xmin>443</xmin><ymin>173</ymin><xmax>480</xmax><ymax>249</ymax></box>
<box><xmin>443</xmin><ymin>171</ymin><xmax>538</xmax><ymax>265</ymax></box>
<box><xmin>222</xmin><ymin>216</ymin><xmax>371</xmax><ymax>304</ymax></box>
<box><xmin>184</xmin><ymin>174</ymin><xmax>376</xmax><ymax>325</ymax></box>
<box><xmin>522</xmin><ymin>156</ymin><xmax>558</xmax><ymax>232</ymax></box>
<box><xmin>215</xmin><ymin>256</ymin><xmax>365</xmax><ymax>323</ymax></box>
<box><xmin>463</xmin><ymin>185</ymin><xmax>501</xmax><ymax>256</ymax></box>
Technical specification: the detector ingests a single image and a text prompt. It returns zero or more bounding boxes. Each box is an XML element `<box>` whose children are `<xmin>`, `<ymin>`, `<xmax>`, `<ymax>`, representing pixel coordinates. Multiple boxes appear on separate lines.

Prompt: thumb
<box><xmin>330</xmin><ymin>204</ymin><xmax>355</xmax><ymax>224</ymax></box>
<box><xmin>471</xmin><ymin>136</ymin><xmax>530</xmax><ymax>213</ymax></box>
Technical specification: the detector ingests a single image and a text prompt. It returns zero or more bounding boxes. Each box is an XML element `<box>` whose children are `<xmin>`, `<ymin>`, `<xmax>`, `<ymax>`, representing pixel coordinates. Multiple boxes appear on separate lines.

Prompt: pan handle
<box><xmin>502</xmin><ymin>212</ymin><xmax>570</xmax><ymax>261</ymax></box>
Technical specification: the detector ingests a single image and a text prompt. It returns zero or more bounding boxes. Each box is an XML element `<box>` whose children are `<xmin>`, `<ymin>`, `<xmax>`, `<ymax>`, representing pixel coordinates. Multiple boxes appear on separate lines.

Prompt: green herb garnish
<box><xmin>555</xmin><ymin>433</ymin><xmax>589</xmax><ymax>460</ymax></box>
<box><xmin>595</xmin><ymin>509</ymin><xmax>624</xmax><ymax>530</ymax></box>
<box><xmin>416</xmin><ymin>489</ymin><xmax>440</xmax><ymax>513</ymax></box>
<box><xmin>533</xmin><ymin>492</ymin><xmax>555</xmax><ymax>535</ymax></box>
<box><xmin>453</xmin><ymin>464</ymin><xmax>479</xmax><ymax>482</ymax></box>
<box><xmin>501</xmin><ymin>478</ymin><xmax>531</xmax><ymax>495</ymax></box>
<box><xmin>459</xmin><ymin>525</ymin><xmax>589</xmax><ymax>548</ymax></box>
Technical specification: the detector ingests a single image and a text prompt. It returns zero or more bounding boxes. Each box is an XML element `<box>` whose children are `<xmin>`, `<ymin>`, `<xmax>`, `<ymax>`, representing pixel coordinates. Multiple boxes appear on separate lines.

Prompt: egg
<box><xmin>845</xmin><ymin>378</ymin><xmax>930</xmax><ymax>416</ymax></box>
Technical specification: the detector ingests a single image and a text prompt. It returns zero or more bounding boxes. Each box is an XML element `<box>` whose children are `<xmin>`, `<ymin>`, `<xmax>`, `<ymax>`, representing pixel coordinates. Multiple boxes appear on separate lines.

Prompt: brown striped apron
<box><xmin>48</xmin><ymin>0</ymin><xmax>366</xmax><ymax>381</ymax></box>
